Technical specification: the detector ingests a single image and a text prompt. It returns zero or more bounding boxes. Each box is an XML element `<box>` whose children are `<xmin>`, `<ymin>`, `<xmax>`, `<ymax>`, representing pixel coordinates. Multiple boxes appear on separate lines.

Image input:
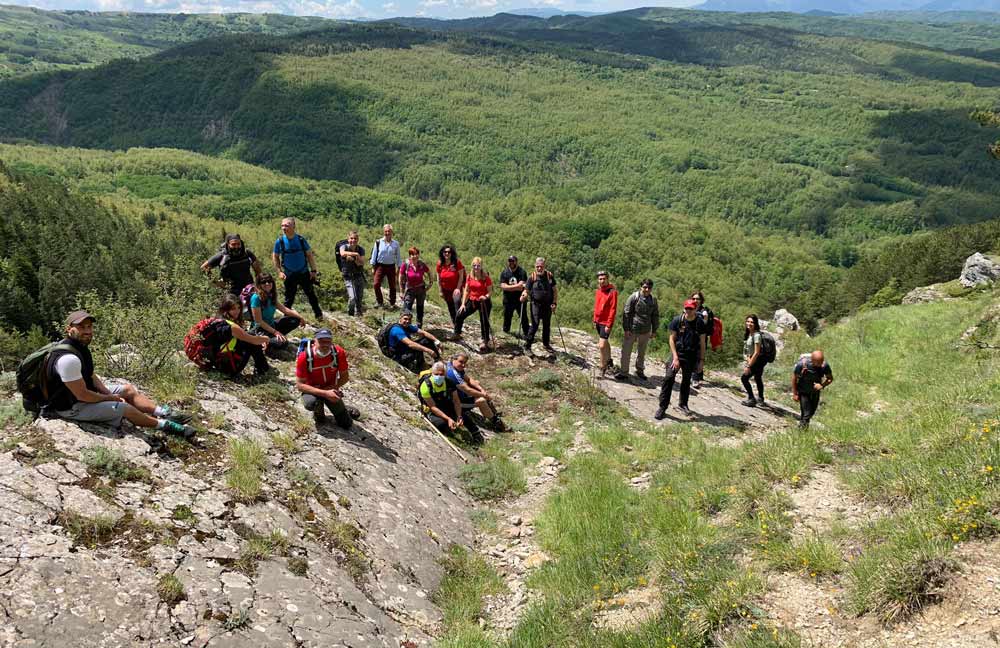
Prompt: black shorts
<box><xmin>595</xmin><ymin>324</ymin><xmax>611</xmax><ymax>339</ymax></box>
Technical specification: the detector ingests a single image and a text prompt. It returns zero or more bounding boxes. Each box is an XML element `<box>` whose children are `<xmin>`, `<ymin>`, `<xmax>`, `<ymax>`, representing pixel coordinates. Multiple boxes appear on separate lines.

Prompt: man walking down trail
<box><xmin>522</xmin><ymin>258</ymin><xmax>558</xmax><ymax>353</ymax></box>
<box><xmin>370</xmin><ymin>224</ymin><xmax>402</xmax><ymax>309</ymax></box>
<box><xmin>295</xmin><ymin>328</ymin><xmax>360</xmax><ymax>429</ymax></box>
<box><xmin>792</xmin><ymin>350</ymin><xmax>833</xmax><ymax>429</ymax></box>
<box><xmin>338</xmin><ymin>231</ymin><xmax>367</xmax><ymax>317</ymax></box>
<box><xmin>271</xmin><ymin>217</ymin><xmax>323</xmax><ymax>320</ymax></box>
<box><xmin>500</xmin><ymin>256</ymin><xmax>529</xmax><ymax>337</ymax></box>
<box><xmin>593</xmin><ymin>271</ymin><xmax>619</xmax><ymax>377</ymax></box>
<box><xmin>201</xmin><ymin>234</ymin><xmax>262</xmax><ymax>296</ymax></box>
<box><xmin>39</xmin><ymin>311</ymin><xmax>196</xmax><ymax>438</ymax></box>
<box><xmin>655</xmin><ymin>299</ymin><xmax>707</xmax><ymax>420</ymax></box>
<box><xmin>619</xmin><ymin>279</ymin><xmax>659</xmax><ymax>382</ymax></box>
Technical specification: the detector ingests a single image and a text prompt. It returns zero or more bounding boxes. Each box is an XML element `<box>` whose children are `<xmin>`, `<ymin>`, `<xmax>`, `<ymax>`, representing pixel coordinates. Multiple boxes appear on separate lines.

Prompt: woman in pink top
<box><xmin>399</xmin><ymin>247</ymin><xmax>433</xmax><ymax>328</ymax></box>
<box><xmin>453</xmin><ymin>256</ymin><xmax>494</xmax><ymax>352</ymax></box>
<box><xmin>436</xmin><ymin>244</ymin><xmax>465</xmax><ymax>325</ymax></box>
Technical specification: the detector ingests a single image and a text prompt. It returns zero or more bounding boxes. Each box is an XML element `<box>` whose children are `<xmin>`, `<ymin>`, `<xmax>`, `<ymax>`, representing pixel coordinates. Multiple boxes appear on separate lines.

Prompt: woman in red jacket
<box><xmin>593</xmin><ymin>270</ymin><xmax>619</xmax><ymax>377</ymax></box>
<box><xmin>454</xmin><ymin>257</ymin><xmax>494</xmax><ymax>353</ymax></box>
<box><xmin>436</xmin><ymin>245</ymin><xmax>465</xmax><ymax>325</ymax></box>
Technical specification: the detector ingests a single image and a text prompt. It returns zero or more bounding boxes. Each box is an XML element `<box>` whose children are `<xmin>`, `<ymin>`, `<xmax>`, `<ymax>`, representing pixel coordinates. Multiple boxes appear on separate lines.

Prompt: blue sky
<box><xmin>6</xmin><ymin>0</ymin><xmax>698</xmax><ymax>20</ymax></box>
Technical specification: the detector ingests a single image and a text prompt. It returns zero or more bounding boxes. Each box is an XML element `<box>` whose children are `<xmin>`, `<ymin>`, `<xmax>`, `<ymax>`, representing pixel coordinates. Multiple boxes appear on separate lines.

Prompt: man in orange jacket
<box><xmin>593</xmin><ymin>270</ymin><xmax>619</xmax><ymax>377</ymax></box>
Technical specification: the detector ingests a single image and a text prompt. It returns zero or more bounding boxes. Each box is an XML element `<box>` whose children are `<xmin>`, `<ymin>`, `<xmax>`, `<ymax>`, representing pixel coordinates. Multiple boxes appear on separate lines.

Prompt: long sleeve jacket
<box><xmin>593</xmin><ymin>285</ymin><xmax>618</xmax><ymax>328</ymax></box>
<box><xmin>622</xmin><ymin>291</ymin><xmax>659</xmax><ymax>334</ymax></box>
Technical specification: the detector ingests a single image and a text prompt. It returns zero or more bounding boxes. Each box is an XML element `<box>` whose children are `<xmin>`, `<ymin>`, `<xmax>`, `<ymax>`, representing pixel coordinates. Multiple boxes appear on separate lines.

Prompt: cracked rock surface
<box><xmin>0</xmin><ymin>319</ymin><xmax>473</xmax><ymax>647</ymax></box>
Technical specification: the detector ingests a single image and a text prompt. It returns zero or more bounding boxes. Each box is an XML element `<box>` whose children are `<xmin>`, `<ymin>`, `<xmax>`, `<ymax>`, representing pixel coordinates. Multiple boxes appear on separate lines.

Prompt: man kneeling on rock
<box><xmin>37</xmin><ymin>311</ymin><xmax>196</xmax><ymax>438</ymax></box>
<box><xmin>295</xmin><ymin>328</ymin><xmax>360</xmax><ymax>429</ymax></box>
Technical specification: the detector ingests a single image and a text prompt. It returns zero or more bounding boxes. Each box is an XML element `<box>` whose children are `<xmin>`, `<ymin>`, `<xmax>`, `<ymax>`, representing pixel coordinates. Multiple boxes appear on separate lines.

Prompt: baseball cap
<box><xmin>314</xmin><ymin>328</ymin><xmax>333</xmax><ymax>340</ymax></box>
<box><xmin>683</xmin><ymin>299</ymin><xmax>698</xmax><ymax>309</ymax></box>
<box><xmin>508</xmin><ymin>255</ymin><xmax>517</xmax><ymax>262</ymax></box>
<box><xmin>66</xmin><ymin>310</ymin><xmax>96</xmax><ymax>326</ymax></box>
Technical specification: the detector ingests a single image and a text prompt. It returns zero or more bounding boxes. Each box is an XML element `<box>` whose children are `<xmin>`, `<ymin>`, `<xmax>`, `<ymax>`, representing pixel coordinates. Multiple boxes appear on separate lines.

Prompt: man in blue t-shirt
<box><xmin>389</xmin><ymin>310</ymin><xmax>442</xmax><ymax>373</ymax></box>
<box><xmin>446</xmin><ymin>351</ymin><xmax>505</xmax><ymax>431</ymax></box>
<box><xmin>271</xmin><ymin>217</ymin><xmax>323</xmax><ymax>320</ymax></box>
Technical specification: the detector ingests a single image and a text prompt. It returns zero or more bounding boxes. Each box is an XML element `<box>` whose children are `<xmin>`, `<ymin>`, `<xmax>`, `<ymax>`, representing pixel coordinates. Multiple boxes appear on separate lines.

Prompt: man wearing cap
<box><xmin>388</xmin><ymin>309</ymin><xmax>442</xmax><ymax>373</ymax></box>
<box><xmin>654</xmin><ymin>299</ymin><xmax>707</xmax><ymax>419</ymax></box>
<box><xmin>499</xmin><ymin>255</ymin><xmax>529</xmax><ymax>337</ymax></box>
<box><xmin>295</xmin><ymin>328</ymin><xmax>359</xmax><ymax>429</ymax></box>
<box><xmin>41</xmin><ymin>311</ymin><xmax>196</xmax><ymax>437</ymax></box>
<box><xmin>619</xmin><ymin>279</ymin><xmax>659</xmax><ymax>381</ymax></box>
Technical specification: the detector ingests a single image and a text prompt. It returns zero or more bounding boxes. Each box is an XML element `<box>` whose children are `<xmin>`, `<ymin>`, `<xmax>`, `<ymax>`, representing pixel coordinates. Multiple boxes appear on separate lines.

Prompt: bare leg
<box><xmin>120</xmin><ymin>384</ymin><xmax>157</xmax><ymax>415</ymax></box>
<box><xmin>475</xmin><ymin>396</ymin><xmax>495</xmax><ymax>419</ymax></box>
<box><xmin>123</xmin><ymin>404</ymin><xmax>159</xmax><ymax>429</ymax></box>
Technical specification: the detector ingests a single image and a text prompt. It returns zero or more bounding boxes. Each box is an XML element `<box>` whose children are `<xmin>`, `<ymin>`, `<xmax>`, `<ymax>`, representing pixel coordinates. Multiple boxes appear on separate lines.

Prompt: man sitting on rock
<box><xmin>295</xmin><ymin>328</ymin><xmax>360</xmax><ymax>429</ymax></box>
<box><xmin>389</xmin><ymin>310</ymin><xmax>443</xmax><ymax>373</ymax></box>
<box><xmin>35</xmin><ymin>311</ymin><xmax>195</xmax><ymax>438</ymax></box>
<box><xmin>418</xmin><ymin>361</ymin><xmax>481</xmax><ymax>442</ymax></box>
<box><xmin>446</xmin><ymin>352</ymin><xmax>505</xmax><ymax>431</ymax></box>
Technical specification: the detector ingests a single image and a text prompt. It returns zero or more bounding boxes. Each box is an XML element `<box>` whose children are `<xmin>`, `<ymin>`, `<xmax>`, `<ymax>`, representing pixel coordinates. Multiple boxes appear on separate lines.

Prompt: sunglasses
<box><xmin>684</xmin><ymin>307</ymin><xmax>695</xmax><ymax>311</ymax></box>
<box><xmin>262</xmin><ymin>280</ymin><xmax>274</xmax><ymax>285</ymax></box>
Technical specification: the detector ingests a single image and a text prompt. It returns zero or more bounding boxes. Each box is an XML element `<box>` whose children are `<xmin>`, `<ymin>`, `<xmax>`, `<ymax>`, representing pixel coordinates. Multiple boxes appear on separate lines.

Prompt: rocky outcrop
<box><xmin>0</xmin><ymin>318</ymin><xmax>473</xmax><ymax>647</ymax></box>
<box><xmin>960</xmin><ymin>253</ymin><xmax>1000</xmax><ymax>288</ymax></box>
<box><xmin>903</xmin><ymin>284</ymin><xmax>950</xmax><ymax>305</ymax></box>
<box><xmin>772</xmin><ymin>309</ymin><xmax>800</xmax><ymax>332</ymax></box>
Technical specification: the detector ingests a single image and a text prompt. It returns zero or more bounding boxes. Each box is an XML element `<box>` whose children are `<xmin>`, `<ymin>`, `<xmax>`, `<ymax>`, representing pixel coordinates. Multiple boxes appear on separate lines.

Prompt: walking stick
<box><xmin>420</xmin><ymin>413</ymin><xmax>469</xmax><ymax>463</ymax></box>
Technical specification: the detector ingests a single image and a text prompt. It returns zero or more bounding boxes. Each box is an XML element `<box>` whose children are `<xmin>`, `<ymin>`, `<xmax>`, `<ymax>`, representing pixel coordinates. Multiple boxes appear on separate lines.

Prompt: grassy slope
<box><xmin>0</xmin><ymin>4</ymin><xmax>330</xmax><ymax>79</ymax></box>
<box><xmin>436</xmin><ymin>292</ymin><xmax>1000</xmax><ymax>645</ymax></box>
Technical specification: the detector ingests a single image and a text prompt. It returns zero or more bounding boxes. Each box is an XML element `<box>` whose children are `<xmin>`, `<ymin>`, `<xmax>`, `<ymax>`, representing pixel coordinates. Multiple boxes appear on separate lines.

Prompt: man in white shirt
<box><xmin>43</xmin><ymin>311</ymin><xmax>196</xmax><ymax>438</ymax></box>
<box><xmin>369</xmin><ymin>224</ymin><xmax>402</xmax><ymax>309</ymax></box>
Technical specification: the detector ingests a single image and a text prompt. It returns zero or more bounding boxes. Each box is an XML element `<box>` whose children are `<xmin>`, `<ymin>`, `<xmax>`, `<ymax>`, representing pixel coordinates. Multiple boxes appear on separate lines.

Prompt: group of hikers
<box><xmin>16</xmin><ymin>218</ymin><xmax>833</xmax><ymax>446</ymax></box>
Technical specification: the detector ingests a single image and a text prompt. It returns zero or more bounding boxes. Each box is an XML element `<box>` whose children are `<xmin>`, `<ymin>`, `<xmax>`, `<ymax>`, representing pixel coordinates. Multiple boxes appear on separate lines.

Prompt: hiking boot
<box><xmin>543</xmin><ymin>344</ymin><xmax>556</xmax><ymax>354</ymax></box>
<box><xmin>614</xmin><ymin>372</ymin><xmax>631</xmax><ymax>382</ymax></box>
<box><xmin>479</xmin><ymin>343</ymin><xmax>488</xmax><ymax>353</ymax></box>
<box><xmin>163</xmin><ymin>420</ymin><xmax>196</xmax><ymax>440</ymax></box>
<box><xmin>313</xmin><ymin>407</ymin><xmax>327</xmax><ymax>425</ymax></box>
<box><xmin>491</xmin><ymin>415</ymin><xmax>507</xmax><ymax>432</ymax></box>
<box><xmin>163</xmin><ymin>408</ymin><xmax>193</xmax><ymax>425</ymax></box>
<box><xmin>524</xmin><ymin>342</ymin><xmax>533</xmax><ymax>353</ymax></box>
<box><xmin>654</xmin><ymin>407</ymin><xmax>666</xmax><ymax>421</ymax></box>
<box><xmin>346</xmin><ymin>406</ymin><xmax>362</xmax><ymax>420</ymax></box>
<box><xmin>635</xmin><ymin>369</ymin><xmax>646</xmax><ymax>380</ymax></box>
<box><xmin>677</xmin><ymin>405</ymin><xmax>692</xmax><ymax>416</ymax></box>
<box><xmin>758</xmin><ymin>397</ymin><xmax>766</xmax><ymax>406</ymax></box>
<box><xmin>741</xmin><ymin>398</ymin><xmax>757</xmax><ymax>407</ymax></box>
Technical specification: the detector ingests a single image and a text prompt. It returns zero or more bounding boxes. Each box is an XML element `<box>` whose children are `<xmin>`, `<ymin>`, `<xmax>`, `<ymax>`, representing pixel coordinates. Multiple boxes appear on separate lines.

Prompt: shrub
<box><xmin>156</xmin><ymin>574</ymin><xmax>186</xmax><ymax>604</ymax></box>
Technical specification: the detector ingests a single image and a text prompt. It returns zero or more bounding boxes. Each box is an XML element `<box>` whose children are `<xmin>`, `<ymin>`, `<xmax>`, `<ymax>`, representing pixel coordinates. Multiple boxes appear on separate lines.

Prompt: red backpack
<box><xmin>710</xmin><ymin>316</ymin><xmax>724</xmax><ymax>351</ymax></box>
<box><xmin>183</xmin><ymin>318</ymin><xmax>233</xmax><ymax>369</ymax></box>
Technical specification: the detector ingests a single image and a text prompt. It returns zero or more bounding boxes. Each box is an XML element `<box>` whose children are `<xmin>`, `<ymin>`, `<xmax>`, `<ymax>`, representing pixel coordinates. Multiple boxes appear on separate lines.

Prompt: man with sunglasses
<box><xmin>500</xmin><ymin>255</ymin><xmax>529</xmax><ymax>337</ymax></box>
<box><xmin>655</xmin><ymin>298</ymin><xmax>707</xmax><ymax>420</ymax></box>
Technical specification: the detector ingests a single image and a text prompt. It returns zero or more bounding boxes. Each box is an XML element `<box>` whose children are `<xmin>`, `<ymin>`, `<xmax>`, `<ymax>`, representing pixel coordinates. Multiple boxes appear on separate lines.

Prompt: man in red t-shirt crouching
<box><xmin>295</xmin><ymin>328</ymin><xmax>359</xmax><ymax>428</ymax></box>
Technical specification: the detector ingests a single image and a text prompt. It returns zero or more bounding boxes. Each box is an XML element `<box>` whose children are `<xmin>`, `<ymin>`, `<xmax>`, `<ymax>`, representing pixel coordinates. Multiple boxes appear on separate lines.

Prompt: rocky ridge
<box><xmin>0</xmin><ymin>311</ymin><xmax>472</xmax><ymax>647</ymax></box>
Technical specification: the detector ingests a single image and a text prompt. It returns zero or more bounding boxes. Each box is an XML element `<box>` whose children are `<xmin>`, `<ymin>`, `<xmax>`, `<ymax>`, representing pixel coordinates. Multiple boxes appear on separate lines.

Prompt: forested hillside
<box><xmin>0</xmin><ymin>4</ymin><xmax>330</xmax><ymax>78</ymax></box>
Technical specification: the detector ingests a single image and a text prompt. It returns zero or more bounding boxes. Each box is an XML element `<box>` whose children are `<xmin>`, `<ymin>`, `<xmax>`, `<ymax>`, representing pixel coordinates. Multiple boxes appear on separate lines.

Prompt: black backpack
<box><xmin>16</xmin><ymin>342</ymin><xmax>78</xmax><ymax>413</ymax></box>
<box><xmin>760</xmin><ymin>332</ymin><xmax>777</xmax><ymax>363</ymax></box>
<box><xmin>334</xmin><ymin>239</ymin><xmax>350</xmax><ymax>272</ymax></box>
<box><xmin>376</xmin><ymin>323</ymin><xmax>402</xmax><ymax>357</ymax></box>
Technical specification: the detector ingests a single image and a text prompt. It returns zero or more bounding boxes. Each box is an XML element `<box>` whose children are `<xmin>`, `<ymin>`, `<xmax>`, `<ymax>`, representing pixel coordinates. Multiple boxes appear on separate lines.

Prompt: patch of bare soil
<box><xmin>590</xmin><ymin>577</ymin><xmax>660</xmax><ymax>632</ymax></box>
<box><xmin>780</xmin><ymin>469</ymin><xmax>885</xmax><ymax>541</ymax></box>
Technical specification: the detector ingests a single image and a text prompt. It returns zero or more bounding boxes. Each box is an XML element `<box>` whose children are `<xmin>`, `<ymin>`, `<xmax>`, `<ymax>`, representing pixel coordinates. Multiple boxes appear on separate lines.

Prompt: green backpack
<box><xmin>16</xmin><ymin>342</ymin><xmax>77</xmax><ymax>413</ymax></box>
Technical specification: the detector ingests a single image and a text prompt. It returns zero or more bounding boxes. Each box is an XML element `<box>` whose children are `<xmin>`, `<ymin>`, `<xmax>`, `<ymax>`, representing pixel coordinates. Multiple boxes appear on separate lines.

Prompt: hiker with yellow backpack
<box><xmin>417</xmin><ymin>361</ymin><xmax>482</xmax><ymax>443</ymax></box>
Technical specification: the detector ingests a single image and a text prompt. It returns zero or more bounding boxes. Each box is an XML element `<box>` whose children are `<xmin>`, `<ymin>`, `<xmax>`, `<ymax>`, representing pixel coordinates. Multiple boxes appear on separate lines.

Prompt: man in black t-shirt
<box><xmin>201</xmin><ymin>234</ymin><xmax>262</xmax><ymax>296</ymax></box>
<box><xmin>655</xmin><ymin>299</ymin><xmax>707</xmax><ymax>419</ymax></box>
<box><xmin>500</xmin><ymin>255</ymin><xmax>529</xmax><ymax>336</ymax></box>
<box><xmin>792</xmin><ymin>350</ymin><xmax>834</xmax><ymax>429</ymax></box>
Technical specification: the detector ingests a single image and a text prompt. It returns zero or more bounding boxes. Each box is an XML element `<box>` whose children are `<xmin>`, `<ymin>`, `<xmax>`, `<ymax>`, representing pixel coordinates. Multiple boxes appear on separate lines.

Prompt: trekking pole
<box><xmin>557</xmin><ymin>318</ymin><xmax>567</xmax><ymax>354</ymax></box>
<box><xmin>420</xmin><ymin>414</ymin><xmax>468</xmax><ymax>463</ymax></box>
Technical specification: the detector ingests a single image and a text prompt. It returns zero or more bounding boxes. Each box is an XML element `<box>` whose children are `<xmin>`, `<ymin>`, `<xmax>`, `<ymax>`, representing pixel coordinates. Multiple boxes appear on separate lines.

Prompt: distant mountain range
<box><xmin>505</xmin><ymin>7</ymin><xmax>604</xmax><ymax>17</ymax></box>
<box><xmin>695</xmin><ymin>0</ymin><xmax>1000</xmax><ymax>13</ymax></box>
